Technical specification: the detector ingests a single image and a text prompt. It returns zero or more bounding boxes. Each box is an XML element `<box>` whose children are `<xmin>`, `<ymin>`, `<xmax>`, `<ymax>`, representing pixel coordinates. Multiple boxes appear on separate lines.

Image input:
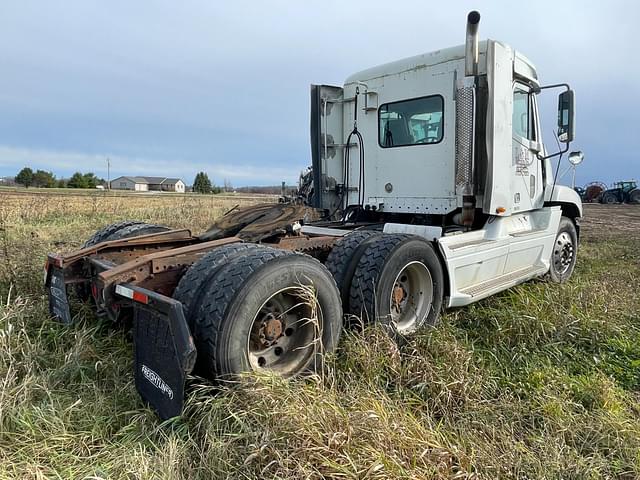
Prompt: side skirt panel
<box><xmin>438</xmin><ymin>206</ymin><xmax>562</xmax><ymax>307</ymax></box>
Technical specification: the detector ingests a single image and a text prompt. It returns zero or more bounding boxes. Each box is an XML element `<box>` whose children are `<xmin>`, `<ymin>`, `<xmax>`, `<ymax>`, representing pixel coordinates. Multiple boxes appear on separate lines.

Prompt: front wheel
<box><xmin>548</xmin><ymin>216</ymin><xmax>578</xmax><ymax>283</ymax></box>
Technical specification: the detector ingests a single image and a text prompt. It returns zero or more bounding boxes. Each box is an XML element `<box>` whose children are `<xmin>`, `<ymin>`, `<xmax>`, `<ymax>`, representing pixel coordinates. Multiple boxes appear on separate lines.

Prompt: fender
<box><xmin>545</xmin><ymin>184</ymin><xmax>583</xmax><ymax>239</ymax></box>
<box><xmin>545</xmin><ymin>184</ymin><xmax>583</xmax><ymax>217</ymax></box>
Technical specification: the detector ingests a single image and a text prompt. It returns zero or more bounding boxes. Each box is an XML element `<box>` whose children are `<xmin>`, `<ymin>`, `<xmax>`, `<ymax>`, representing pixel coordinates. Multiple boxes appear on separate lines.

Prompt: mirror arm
<box><xmin>533</xmin><ymin>82</ymin><xmax>571</xmax><ymax>93</ymax></box>
<box><xmin>537</xmin><ymin>142</ymin><xmax>569</xmax><ymax>161</ymax></box>
<box><xmin>534</xmin><ymin>82</ymin><xmax>574</xmax><ymax>160</ymax></box>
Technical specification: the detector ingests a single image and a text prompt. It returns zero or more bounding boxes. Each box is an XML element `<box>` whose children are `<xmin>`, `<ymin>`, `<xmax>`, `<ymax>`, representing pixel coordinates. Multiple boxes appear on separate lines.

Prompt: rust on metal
<box><xmin>263</xmin><ymin>317</ymin><xmax>283</xmax><ymax>341</ymax></box>
<box><xmin>199</xmin><ymin>203</ymin><xmax>324</xmax><ymax>242</ymax></box>
<box><xmin>275</xmin><ymin>235</ymin><xmax>337</xmax><ymax>253</ymax></box>
<box><xmin>96</xmin><ymin>237</ymin><xmax>242</xmax><ymax>296</ymax></box>
<box><xmin>393</xmin><ymin>285</ymin><xmax>405</xmax><ymax>305</ymax></box>
<box><xmin>60</xmin><ymin>229</ymin><xmax>195</xmax><ymax>266</ymax></box>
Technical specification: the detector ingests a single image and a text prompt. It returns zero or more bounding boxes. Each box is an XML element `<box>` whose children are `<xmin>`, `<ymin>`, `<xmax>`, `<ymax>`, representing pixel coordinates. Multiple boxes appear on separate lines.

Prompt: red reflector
<box><xmin>132</xmin><ymin>291</ymin><xmax>149</xmax><ymax>304</ymax></box>
<box><xmin>91</xmin><ymin>284</ymin><xmax>98</xmax><ymax>299</ymax></box>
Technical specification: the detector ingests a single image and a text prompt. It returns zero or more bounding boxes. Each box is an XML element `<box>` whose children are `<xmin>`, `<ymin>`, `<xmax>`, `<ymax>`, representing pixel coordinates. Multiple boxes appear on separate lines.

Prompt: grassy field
<box><xmin>1</xmin><ymin>192</ymin><xmax>639</xmax><ymax>479</ymax></box>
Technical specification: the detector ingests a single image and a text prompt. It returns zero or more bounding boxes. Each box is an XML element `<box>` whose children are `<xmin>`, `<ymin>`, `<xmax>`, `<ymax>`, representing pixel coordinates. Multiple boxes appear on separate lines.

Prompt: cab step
<box><xmin>459</xmin><ymin>264</ymin><xmax>547</xmax><ymax>298</ymax></box>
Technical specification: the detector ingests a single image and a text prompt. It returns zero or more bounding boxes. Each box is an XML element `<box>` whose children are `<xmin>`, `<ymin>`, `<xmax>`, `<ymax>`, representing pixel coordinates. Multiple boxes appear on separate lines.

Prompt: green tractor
<box><xmin>600</xmin><ymin>181</ymin><xmax>640</xmax><ymax>204</ymax></box>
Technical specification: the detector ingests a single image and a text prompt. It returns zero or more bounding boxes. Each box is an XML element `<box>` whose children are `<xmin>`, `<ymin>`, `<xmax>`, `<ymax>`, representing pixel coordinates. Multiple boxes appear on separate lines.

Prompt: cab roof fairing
<box><xmin>343</xmin><ymin>40</ymin><xmax>539</xmax><ymax>88</ymax></box>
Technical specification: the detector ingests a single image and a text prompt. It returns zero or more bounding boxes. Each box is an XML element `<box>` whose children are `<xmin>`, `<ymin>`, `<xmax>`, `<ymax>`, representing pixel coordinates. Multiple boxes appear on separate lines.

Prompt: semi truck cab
<box><xmin>309</xmin><ymin>12</ymin><xmax>582</xmax><ymax>307</ymax></box>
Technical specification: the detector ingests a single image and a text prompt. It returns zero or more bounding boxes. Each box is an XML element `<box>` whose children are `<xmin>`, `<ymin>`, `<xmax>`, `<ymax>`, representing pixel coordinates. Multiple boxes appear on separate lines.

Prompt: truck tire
<box><xmin>629</xmin><ymin>189</ymin><xmax>640</xmax><ymax>204</ymax></box>
<box><xmin>190</xmin><ymin>248</ymin><xmax>343</xmax><ymax>380</ymax></box>
<box><xmin>82</xmin><ymin>220</ymin><xmax>148</xmax><ymax>247</ymax></box>
<box><xmin>602</xmin><ymin>192</ymin><xmax>618</xmax><ymax>204</ymax></box>
<box><xmin>76</xmin><ymin>221</ymin><xmax>171</xmax><ymax>301</ymax></box>
<box><xmin>349</xmin><ymin>234</ymin><xmax>444</xmax><ymax>334</ymax></box>
<box><xmin>325</xmin><ymin>230</ymin><xmax>383</xmax><ymax>310</ymax></box>
<box><xmin>173</xmin><ymin>242</ymin><xmax>261</xmax><ymax>327</ymax></box>
<box><xmin>548</xmin><ymin>216</ymin><xmax>578</xmax><ymax>283</ymax></box>
<box><xmin>107</xmin><ymin>222</ymin><xmax>171</xmax><ymax>240</ymax></box>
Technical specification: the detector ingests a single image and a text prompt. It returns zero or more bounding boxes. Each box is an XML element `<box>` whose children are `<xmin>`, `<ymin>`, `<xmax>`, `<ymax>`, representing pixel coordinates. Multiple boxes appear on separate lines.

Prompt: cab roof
<box><xmin>344</xmin><ymin>40</ymin><xmax>538</xmax><ymax>86</ymax></box>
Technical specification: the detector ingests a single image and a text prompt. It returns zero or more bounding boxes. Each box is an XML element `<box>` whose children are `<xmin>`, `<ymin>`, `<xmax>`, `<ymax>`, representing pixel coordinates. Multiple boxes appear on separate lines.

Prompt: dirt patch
<box><xmin>581</xmin><ymin>204</ymin><xmax>640</xmax><ymax>240</ymax></box>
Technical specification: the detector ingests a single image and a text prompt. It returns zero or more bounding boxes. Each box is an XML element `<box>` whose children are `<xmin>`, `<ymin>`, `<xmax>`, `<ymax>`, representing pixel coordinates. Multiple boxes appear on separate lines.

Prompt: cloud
<box><xmin>0</xmin><ymin>1</ymin><xmax>637</xmax><ymax>187</ymax></box>
<box><xmin>0</xmin><ymin>145</ymin><xmax>301</xmax><ymax>185</ymax></box>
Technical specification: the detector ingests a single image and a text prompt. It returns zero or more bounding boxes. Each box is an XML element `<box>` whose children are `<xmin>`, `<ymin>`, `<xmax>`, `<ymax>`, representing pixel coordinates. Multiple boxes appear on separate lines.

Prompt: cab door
<box><xmin>361</xmin><ymin>69</ymin><xmax>457</xmax><ymax>214</ymax></box>
<box><xmin>310</xmin><ymin>84</ymin><xmax>344</xmax><ymax>211</ymax></box>
<box><xmin>511</xmin><ymin>83</ymin><xmax>544</xmax><ymax>212</ymax></box>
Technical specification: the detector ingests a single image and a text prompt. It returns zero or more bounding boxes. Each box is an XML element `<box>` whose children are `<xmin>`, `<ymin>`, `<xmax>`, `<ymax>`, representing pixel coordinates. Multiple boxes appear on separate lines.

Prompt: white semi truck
<box><xmin>307</xmin><ymin>10</ymin><xmax>582</xmax><ymax>315</ymax></box>
<box><xmin>46</xmin><ymin>11</ymin><xmax>583</xmax><ymax>419</ymax></box>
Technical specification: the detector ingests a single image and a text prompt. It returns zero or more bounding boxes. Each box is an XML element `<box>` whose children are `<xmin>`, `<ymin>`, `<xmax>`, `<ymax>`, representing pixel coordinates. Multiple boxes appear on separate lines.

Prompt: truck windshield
<box><xmin>379</xmin><ymin>95</ymin><xmax>443</xmax><ymax>148</ymax></box>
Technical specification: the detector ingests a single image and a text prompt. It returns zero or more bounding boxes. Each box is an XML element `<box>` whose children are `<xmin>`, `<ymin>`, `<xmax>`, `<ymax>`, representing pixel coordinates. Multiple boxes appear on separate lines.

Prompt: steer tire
<box><xmin>83</xmin><ymin>220</ymin><xmax>148</xmax><ymax>247</ymax></box>
<box><xmin>602</xmin><ymin>192</ymin><xmax>618</xmax><ymax>205</ymax></box>
<box><xmin>190</xmin><ymin>248</ymin><xmax>343</xmax><ymax>380</ymax></box>
<box><xmin>173</xmin><ymin>242</ymin><xmax>262</xmax><ymax>328</ymax></box>
<box><xmin>325</xmin><ymin>230</ymin><xmax>383</xmax><ymax>310</ymax></box>
<box><xmin>349</xmin><ymin>234</ymin><xmax>444</xmax><ymax>334</ymax></box>
<box><xmin>547</xmin><ymin>216</ymin><xmax>578</xmax><ymax>283</ymax></box>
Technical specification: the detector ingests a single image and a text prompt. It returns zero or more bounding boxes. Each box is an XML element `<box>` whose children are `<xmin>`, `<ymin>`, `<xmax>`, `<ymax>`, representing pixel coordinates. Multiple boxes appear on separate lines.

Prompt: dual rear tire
<box><xmin>174</xmin><ymin>244</ymin><xmax>343</xmax><ymax>380</ymax></box>
<box><xmin>327</xmin><ymin>231</ymin><xmax>444</xmax><ymax>334</ymax></box>
<box><xmin>179</xmin><ymin>232</ymin><xmax>443</xmax><ymax>381</ymax></box>
<box><xmin>84</xmin><ymin>222</ymin><xmax>441</xmax><ymax>382</ymax></box>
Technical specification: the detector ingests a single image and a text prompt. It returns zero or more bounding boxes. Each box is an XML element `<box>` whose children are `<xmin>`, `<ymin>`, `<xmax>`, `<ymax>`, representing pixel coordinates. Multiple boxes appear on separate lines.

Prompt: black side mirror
<box><xmin>557</xmin><ymin>90</ymin><xmax>575</xmax><ymax>143</ymax></box>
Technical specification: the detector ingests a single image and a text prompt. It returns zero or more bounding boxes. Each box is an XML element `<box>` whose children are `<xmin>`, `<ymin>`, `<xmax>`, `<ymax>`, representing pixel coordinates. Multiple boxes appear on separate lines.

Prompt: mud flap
<box><xmin>46</xmin><ymin>266</ymin><xmax>72</xmax><ymax>324</ymax></box>
<box><xmin>127</xmin><ymin>285</ymin><xmax>197</xmax><ymax>420</ymax></box>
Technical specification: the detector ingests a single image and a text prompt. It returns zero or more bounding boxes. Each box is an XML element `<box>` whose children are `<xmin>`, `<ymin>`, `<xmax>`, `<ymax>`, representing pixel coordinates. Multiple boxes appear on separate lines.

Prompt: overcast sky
<box><xmin>0</xmin><ymin>1</ymin><xmax>637</xmax><ymax>186</ymax></box>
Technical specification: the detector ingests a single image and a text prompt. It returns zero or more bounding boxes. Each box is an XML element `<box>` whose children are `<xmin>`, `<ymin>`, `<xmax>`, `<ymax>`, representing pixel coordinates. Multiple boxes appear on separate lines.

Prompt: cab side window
<box><xmin>513</xmin><ymin>86</ymin><xmax>538</xmax><ymax>142</ymax></box>
<box><xmin>513</xmin><ymin>88</ymin><xmax>529</xmax><ymax>139</ymax></box>
<box><xmin>379</xmin><ymin>95</ymin><xmax>444</xmax><ymax>148</ymax></box>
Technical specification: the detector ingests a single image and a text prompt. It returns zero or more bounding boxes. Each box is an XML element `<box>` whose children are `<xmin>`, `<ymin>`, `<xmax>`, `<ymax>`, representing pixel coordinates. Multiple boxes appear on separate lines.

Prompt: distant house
<box><xmin>110</xmin><ymin>176</ymin><xmax>185</xmax><ymax>193</ymax></box>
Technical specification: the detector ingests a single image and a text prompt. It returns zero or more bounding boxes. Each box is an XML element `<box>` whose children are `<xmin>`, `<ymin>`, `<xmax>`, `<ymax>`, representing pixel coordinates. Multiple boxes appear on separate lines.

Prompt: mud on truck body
<box><xmin>45</xmin><ymin>12</ymin><xmax>583</xmax><ymax>419</ymax></box>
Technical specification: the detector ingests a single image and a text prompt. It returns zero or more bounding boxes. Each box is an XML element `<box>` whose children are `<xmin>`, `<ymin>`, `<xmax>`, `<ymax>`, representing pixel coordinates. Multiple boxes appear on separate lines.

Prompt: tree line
<box><xmin>11</xmin><ymin>167</ymin><xmax>273</xmax><ymax>194</ymax></box>
<box><xmin>192</xmin><ymin>172</ymin><xmax>233</xmax><ymax>194</ymax></box>
<box><xmin>14</xmin><ymin>167</ymin><xmax>105</xmax><ymax>189</ymax></box>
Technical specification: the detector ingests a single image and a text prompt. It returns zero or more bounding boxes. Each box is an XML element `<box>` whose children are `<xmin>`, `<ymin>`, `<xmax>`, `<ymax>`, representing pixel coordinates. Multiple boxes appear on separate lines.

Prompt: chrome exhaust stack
<box><xmin>457</xmin><ymin>11</ymin><xmax>480</xmax><ymax>228</ymax></box>
<box><xmin>465</xmin><ymin>11</ymin><xmax>481</xmax><ymax>76</ymax></box>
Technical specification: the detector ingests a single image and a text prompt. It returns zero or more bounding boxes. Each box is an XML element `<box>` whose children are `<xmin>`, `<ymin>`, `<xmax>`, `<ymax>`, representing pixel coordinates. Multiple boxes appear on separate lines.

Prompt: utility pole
<box><xmin>106</xmin><ymin>157</ymin><xmax>111</xmax><ymax>190</ymax></box>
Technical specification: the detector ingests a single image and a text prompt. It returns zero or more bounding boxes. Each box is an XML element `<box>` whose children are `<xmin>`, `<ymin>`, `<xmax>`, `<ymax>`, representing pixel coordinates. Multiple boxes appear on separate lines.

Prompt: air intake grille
<box><xmin>455</xmin><ymin>86</ymin><xmax>475</xmax><ymax>195</ymax></box>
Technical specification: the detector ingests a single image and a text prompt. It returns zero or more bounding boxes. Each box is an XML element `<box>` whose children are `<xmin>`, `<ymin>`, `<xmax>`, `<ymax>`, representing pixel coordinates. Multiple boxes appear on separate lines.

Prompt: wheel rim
<box><xmin>388</xmin><ymin>261</ymin><xmax>433</xmax><ymax>333</ymax></box>
<box><xmin>553</xmin><ymin>231</ymin><xmax>575</xmax><ymax>275</ymax></box>
<box><xmin>247</xmin><ymin>287</ymin><xmax>323</xmax><ymax>375</ymax></box>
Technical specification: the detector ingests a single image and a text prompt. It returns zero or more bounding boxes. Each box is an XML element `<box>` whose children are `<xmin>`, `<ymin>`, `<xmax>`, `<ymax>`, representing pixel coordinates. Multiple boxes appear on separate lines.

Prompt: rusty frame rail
<box><xmin>96</xmin><ymin>237</ymin><xmax>242</xmax><ymax>299</ymax></box>
<box><xmin>51</xmin><ymin>228</ymin><xmax>195</xmax><ymax>267</ymax></box>
<box><xmin>48</xmin><ymin>225</ymin><xmax>338</xmax><ymax>309</ymax></box>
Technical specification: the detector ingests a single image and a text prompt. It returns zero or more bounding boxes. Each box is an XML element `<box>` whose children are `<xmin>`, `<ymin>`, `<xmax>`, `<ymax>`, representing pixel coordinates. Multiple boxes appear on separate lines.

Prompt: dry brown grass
<box><xmin>0</xmin><ymin>193</ymin><xmax>639</xmax><ymax>479</ymax></box>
